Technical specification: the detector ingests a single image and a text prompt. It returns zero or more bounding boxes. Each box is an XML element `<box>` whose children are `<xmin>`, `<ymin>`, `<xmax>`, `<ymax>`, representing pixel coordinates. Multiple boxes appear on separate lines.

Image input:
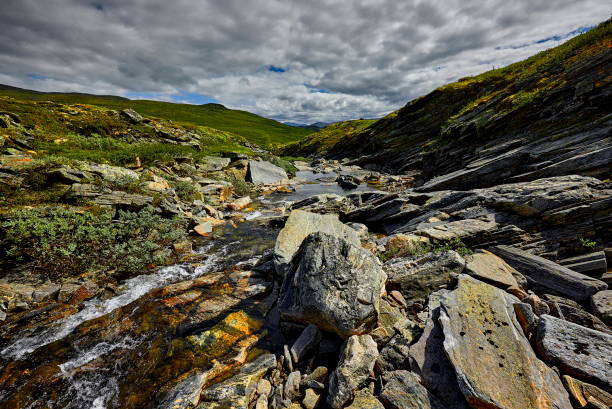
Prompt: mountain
<box><xmin>0</xmin><ymin>85</ymin><xmax>314</xmax><ymax>148</ymax></box>
<box><xmin>288</xmin><ymin>19</ymin><xmax>611</xmax><ymax>190</ymax></box>
<box><xmin>284</xmin><ymin>121</ymin><xmax>332</xmax><ymax>131</ymax></box>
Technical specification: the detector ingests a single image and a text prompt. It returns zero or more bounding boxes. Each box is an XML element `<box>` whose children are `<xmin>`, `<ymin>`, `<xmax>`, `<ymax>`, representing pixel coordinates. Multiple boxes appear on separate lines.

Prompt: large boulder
<box><xmin>327</xmin><ymin>334</ymin><xmax>378</xmax><ymax>409</ymax></box>
<box><xmin>439</xmin><ymin>275</ymin><xmax>572</xmax><ymax>409</ymax></box>
<box><xmin>246</xmin><ymin>160</ymin><xmax>288</xmax><ymax>184</ymax></box>
<box><xmin>274</xmin><ymin>210</ymin><xmax>360</xmax><ymax>276</ymax></box>
<box><xmin>536</xmin><ymin>314</ymin><xmax>612</xmax><ymax>391</ymax></box>
<box><xmin>278</xmin><ymin>232</ymin><xmax>385</xmax><ymax>338</ymax></box>
<box><xmin>491</xmin><ymin>245</ymin><xmax>607</xmax><ymax>303</ymax></box>
<box><xmin>384</xmin><ymin>250</ymin><xmax>465</xmax><ymax>305</ymax></box>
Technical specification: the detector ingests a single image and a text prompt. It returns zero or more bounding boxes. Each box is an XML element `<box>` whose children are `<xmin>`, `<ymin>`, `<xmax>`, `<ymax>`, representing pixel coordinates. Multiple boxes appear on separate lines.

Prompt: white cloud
<box><xmin>0</xmin><ymin>0</ymin><xmax>609</xmax><ymax>123</ymax></box>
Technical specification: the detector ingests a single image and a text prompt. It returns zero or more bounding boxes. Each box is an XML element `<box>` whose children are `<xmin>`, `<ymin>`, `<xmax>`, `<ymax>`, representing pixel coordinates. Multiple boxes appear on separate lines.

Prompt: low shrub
<box><xmin>1</xmin><ymin>206</ymin><xmax>187</xmax><ymax>276</ymax></box>
<box><xmin>379</xmin><ymin>236</ymin><xmax>473</xmax><ymax>262</ymax></box>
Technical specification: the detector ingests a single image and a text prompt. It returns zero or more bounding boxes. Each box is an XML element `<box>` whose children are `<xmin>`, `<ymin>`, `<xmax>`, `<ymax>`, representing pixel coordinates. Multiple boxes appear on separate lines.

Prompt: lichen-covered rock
<box><xmin>465</xmin><ymin>249</ymin><xmax>526</xmax><ymax>297</ymax></box>
<box><xmin>120</xmin><ymin>108</ymin><xmax>143</xmax><ymax>123</ymax></box>
<box><xmin>327</xmin><ymin>334</ymin><xmax>379</xmax><ymax>409</ymax></box>
<box><xmin>279</xmin><ymin>232</ymin><xmax>385</xmax><ymax>338</ymax></box>
<box><xmin>379</xmin><ymin>370</ymin><xmax>444</xmax><ymax>409</ymax></box>
<box><xmin>536</xmin><ymin>314</ymin><xmax>612</xmax><ymax>391</ymax></box>
<box><xmin>591</xmin><ymin>290</ymin><xmax>612</xmax><ymax>325</ymax></box>
<box><xmin>439</xmin><ymin>275</ymin><xmax>572</xmax><ymax>409</ymax></box>
<box><xmin>274</xmin><ymin>210</ymin><xmax>360</xmax><ymax>276</ymax></box>
<box><xmin>345</xmin><ymin>389</ymin><xmax>384</xmax><ymax>409</ymax></box>
<box><xmin>384</xmin><ymin>250</ymin><xmax>465</xmax><ymax>305</ymax></box>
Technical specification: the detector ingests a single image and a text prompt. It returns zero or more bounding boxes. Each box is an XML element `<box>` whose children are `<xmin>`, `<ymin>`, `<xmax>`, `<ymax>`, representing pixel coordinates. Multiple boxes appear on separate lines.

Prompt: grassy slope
<box><xmin>294</xmin><ymin>20</ymin><xmax>611</xmax><ymax>162</ymax></box>
<box><xmin>0</xmin><ymin>85</ymin><xmax>313</xmax><ymax>148</ymax></box>
<box><xmin>281</xmin><ymin>119</ymin><xmax>376</xmax><ymax>156</ymax></box>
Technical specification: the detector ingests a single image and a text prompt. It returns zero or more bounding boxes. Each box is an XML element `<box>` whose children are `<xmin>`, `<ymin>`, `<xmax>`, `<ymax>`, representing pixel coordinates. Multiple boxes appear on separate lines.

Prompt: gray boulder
<box><xmin>120</xmin><ymin>108</ymin><xmax>143</xmax><ymax>123</ymax></box>
<box><xmin>384</xmin><ymin>250</ymin><xmax>465</xmax><ymax>305</ymax></box>
<box><xmin>491</xmin><ymin>245</ymin><xmax>607</xmax><ymax>302</ymax></box>
<box><xmin>246</xmin><ymin>160</ymin><xmax>287</xmax><ymax>184</ymax></box>
<box><xmin>536</xmin><ymin>314</ymin><xmax>612</xmax><ymax>390</ymax></box>
<box><xmin>274</xmin><ymin>210</ymin><xmax>360</xmax><ymax>276</ymax></box>
<box><xmin>278</xmin><ymin>232</ymin><xmax>385</xmax><ymax>338</ymax></box>
<box><xmin>327</xmin><ymin>334</ymin><xmax>378</xmax><ymax>409</ymax></box>
<box><xmin>439</xmin><ymin>275</ymin><xmax>572</xmax><ymax>409</ymax></box>
<box><xmin>379</xmin><ymin>370</ymin><xmax>444</xmax><ymax>409</ymax></box>
<box><xmin>558</xmin><ymin>251</ymin><xmax>607</xmax><ymax>279</ymax></box>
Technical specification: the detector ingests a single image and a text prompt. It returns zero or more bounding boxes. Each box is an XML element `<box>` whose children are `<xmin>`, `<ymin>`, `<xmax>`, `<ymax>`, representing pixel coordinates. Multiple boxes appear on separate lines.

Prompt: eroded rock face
<box><xmin>491</xmin><ymin>245</ymin><xmax>607</xmax><ymax>303</ymax></box>
<box><xmin>278</xmin><ymin>232</ymin><xmax>385</xmax><ymax>338</ymax></box>
<box><xmin>439</xmin><ymin>275</ymin><xmax>572</xmax><ymax>409</ymax></box>
<box><xmin>246</xmin><ymin>160</ymin><xmax>288</xmax><ymax>185</ymax></box>
<box><xmin>327</xmin><ymin>334</ymin><xmax>379</xmax><ymax>409</ymax></box>
<box><xmin>384</xmin><ymin>250</ymin><xmax>465</xmax><ymax>305</ymax></box>
<box><xmin>536</xmin><ymin>314</ymin><xmax>612</xmax><ymax>391</ymax></box>
<box><xmin>274</xmin><ymin>210</ymin><xmax>361</xmax><ymax>276</ymax></box>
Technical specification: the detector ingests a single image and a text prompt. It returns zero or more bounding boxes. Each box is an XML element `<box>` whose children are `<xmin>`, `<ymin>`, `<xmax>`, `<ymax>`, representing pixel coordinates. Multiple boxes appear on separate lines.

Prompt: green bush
<box><xmin>173</xmin><ymin>179</ymin><xmax>197</xmax><ymax>202</ymax></box>
<box><xmin>224</xmin><ymin>175</ymin><xmax>252</xmax><ymax>197</ymax></box>
<box><xmin>1</xmin><ymin>206</ymin><xmax>186</xmax><ymax>276</ymax></box>
<box><xmin>379</xmin><ymin>236</ymin><xmax>473</xmax><ymax>262</ymax></box>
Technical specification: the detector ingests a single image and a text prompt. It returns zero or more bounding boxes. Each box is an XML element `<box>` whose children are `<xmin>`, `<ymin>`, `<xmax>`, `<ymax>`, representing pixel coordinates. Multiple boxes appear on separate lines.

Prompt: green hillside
<box><xmin>0</xmin><ymin>85</ymin><xmax>313</xmax><ymax>148</ymax></box>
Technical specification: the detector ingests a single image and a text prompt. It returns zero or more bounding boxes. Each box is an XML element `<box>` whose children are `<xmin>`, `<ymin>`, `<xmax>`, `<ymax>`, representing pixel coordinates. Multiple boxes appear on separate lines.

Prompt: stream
<box><xmin>0</xmin><ymin>170</ymin><xmax>379</xmax><ymax>409</ymax></box>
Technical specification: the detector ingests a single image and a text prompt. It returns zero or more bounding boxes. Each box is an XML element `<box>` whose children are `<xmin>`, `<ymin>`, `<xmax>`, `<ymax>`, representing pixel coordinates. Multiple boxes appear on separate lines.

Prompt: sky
<box><xmin>0</xmin><ymin>1</ymin><xmax>609</xmax><ymax>124</ymax></box>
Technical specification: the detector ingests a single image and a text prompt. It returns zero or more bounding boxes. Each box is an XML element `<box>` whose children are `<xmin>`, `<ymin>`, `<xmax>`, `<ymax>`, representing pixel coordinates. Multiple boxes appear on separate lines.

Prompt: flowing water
<box><xmin>0</xmin><ymin>171</ymin><xmax>376</xmax><ymax>408</ymax></box>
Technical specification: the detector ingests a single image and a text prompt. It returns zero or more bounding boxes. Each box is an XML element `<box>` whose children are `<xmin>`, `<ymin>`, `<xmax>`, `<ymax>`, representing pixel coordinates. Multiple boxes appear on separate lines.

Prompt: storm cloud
<box><xmin>0</xmin><ymin>0</ymin><xmax>608</xmax><ymax>123</ymax></box>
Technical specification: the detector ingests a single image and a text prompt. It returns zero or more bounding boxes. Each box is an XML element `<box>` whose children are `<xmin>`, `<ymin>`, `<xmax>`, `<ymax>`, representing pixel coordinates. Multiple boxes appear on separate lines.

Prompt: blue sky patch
<box><xmin>92</xmin><ymin>2</ymin><xmax>104</xmax><ymax>11</ymax></box>
<box><xmin>27</xmin><ymin>73</ymin><xmax>50</xmax><ymax>80</ymax></box>
<box><xmin>304</xmin><ymin>83</ymin><xmax>332</xmax><ymax>93</ymax></box>
<box><xmin>496</xmin><ymin>25</ymin><xmax>595</xmax><ymax>50</ymax></box>
<box><xmin>126</xmin><ymin>91</ymin><xmax>219</xmax><ymax>105</ymax></box>
<box><xmin>268</xmin><ymin>65</ymin><xmax>287</xmax><ymax>73</ymax></box>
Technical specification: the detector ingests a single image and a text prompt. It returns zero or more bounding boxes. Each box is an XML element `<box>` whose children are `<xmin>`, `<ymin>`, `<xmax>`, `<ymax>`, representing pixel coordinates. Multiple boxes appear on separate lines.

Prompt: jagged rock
<box><xmin>379</xmin><ymin>370</ymin><xmax>444</xmax><ymax>409</ymax></box>
<box><xmin>513</xmin><ymin>303</ymin><xmax>538</xmax><ymax>335</ymax></box>
<box><xmin>156</xmin><ymin>371</ymin><xmax>206</xmax><ymax>409</ymax></box>
<box><xmin>302</xmin><ymin>388</ymin><xmax>320</xmax><ymax>409</ymax></box>
<box><xmin>290</xmin><ymin>324</ymin><xmax>322</xmax><ymax>364</ymax></box>
<box><xmin>66</xmin><ymin>183</ymin><xmax>153</xmax><ymax>209</ymax></box>
<box><xmin>384</xmin><ymin>250</ymin><xmax>465</xmax><ymax>305</ymax></box>
<box><xmin>410</xmin><ymin>290</ymin><xmax>470</xmax><ymax>409</ymax></box>
<box><xmin>465</xmin><ymin>249</ymin><xmax>527</xmax><ymax>297</ymax></box>
<box><xmin>345</xmin><ymin>389</ymin><xmax>384</xmax><ymax>409</ymax></box>
<box><xmin>375</xmin><ymin>331</ymin><xmax>411</xmax><ymax>374</ymax></box>
<box><xmin>327</xmin><ymin>334</ymin><xmax>379</xmax><ymax>409</ymax></box>
<box><xmin>120</xmin><ymin>108</ymin><xmax>143</xmax><ymax>123</ymax></box>
<box><xmin>439</xmin><ymin>275</ymin><xmax>572</xmax><ymax>409</ymax></box>
<box><xmin>227</xmin><ymin>196</ymin><xmax>252</xmax><ymax>211</ymax></box>
<box><xmin>246</xmin><ymin>160</ymin><xmax>287</xmax><ymax>185</ymax></box>
<box><xmin>491</xmin><ymin>245</ymin><xmax>607</xmax><ymax>302</ymax></box>
<box><xmin>279</xmin><ymin>232</ymin><xmax>385</xmax><ymax>338</ymax></box>
<box><xmin>536</xmin><ymin>314</ymin><xmax>612</xmax><ymax>390</ymax></box>
<box><xmin>415</xmin><ymin>218</ymin><xmax>497</xmax><ymax>241</ymax></box>
<box><xmin>558</xmin><ymin>251</ymin><xmax>607</xmax><ymax>279</ymax></box>
<box><xmin>198</xmin><ymin>156</ymin><xmax>231</xmax><ymax>172</ymax></box>
<box><xmin>291</xmin><ymin>193</ymin><xmax>353</xmax><ymax>214</ymax></box>
<box><xmin>544</xmin><ymin>295</ymin><xmax>610</xmax><ymax>333</ymax></box>
<box><xmin>273</xmin><ymin>210</ymin><xmax>360</xmax><ymax>276</ymax></box>
<box><xmin>562</xmin><ymin>375</ymin><xmax>612</xmax><ymax>409</ymax></box>
<box><xmin>81</xmin><ymin>163</ymin><xmax>139</xmax><ymax>182</ymax></box>
<box><xmin>284</xmin><ymin>371</ymin><xmax>301</xmax><ymax>401</ymax></box>
<box><xmin>200</xmin><ymin>354</ymin><xmax>277</xmax><ymax>408</ymax></box>
<box><xmin>523</xmin><ymin>294</ymin><xmax>551</xmax><ymax>316</ymax></box>
<box><xmin>591</xmin><ymin>290</ymin><xmax>612</xmax><ymax>325</ymax></box>
<box><xmin>336</xmin><ymin>174</ymin><xmax>360</xmax><ymax>189</ymax></box>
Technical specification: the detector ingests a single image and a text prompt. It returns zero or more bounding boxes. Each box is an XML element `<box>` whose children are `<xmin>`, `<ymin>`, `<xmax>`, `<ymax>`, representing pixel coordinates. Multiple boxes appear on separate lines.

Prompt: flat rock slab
<box><xmin>491</xmin><ymin>245</ymin><xmax>607</xmax><ymax>303</ymax></box>
<box><xmin>466</xmin><ymin>249</ymin><xmax>526</xmax><ymax>296</ymax></box>
<box><xmin>379</xmin><ymin>370</ymin><xmax>444</xmax><ymax>409</ymax></box>
<box><xmin>384</xmin><ymin>250</ymin><xmax>465</xmax><ymax>305</ymax></box>
<box><xmin>415</xmin><ymin>218</ymin><xmax>497</xmax><ymax>241</ymax></box>
<box><xmin>536</xmin><ymin>314</ymin><xmax>612</xmax><ymax>391</ymax></box>
<box><xmin>246</xmin><ymin>160</ymin><xmax>288</xmax><ymax>185</ymax></box>
<box><xmin>562</xmin><ymin>375</ymin><xmax>612</xmax><ymax>409</ymax></box>
<box><xmin>439</xmin><ymin>275</ymin><xmax>572</xmax><ymax>409</ymax></box>
<box><xmin>278</xmin><ymin>232</ymin><xmax>385</xmax><ymax>338</ymax></box>
<box><xmin>274</xmin><ymin>210</ymin><xmax>360</xmax><ymax>276</ymax></box>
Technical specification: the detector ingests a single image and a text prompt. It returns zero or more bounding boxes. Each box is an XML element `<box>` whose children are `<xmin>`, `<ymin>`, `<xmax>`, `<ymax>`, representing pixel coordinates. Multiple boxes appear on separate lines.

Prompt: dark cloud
<box><xmin>0</xmin><ymin>0</ymin><xmax>608</xmax><ymax>123</ymax></box>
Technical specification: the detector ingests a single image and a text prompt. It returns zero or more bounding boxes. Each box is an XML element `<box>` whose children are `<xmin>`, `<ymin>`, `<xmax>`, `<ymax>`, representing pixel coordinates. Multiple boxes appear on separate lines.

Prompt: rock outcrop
<box><xmin>246</xmin><ymin>160</ymin><xmax>288</xmax><ymax>184</ymax></box>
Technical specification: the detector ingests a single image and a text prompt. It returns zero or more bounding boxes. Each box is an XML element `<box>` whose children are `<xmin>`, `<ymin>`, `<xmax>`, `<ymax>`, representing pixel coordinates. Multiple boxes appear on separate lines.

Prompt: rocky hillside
<box><xmin>289</xmin><ymin>20</ymin><xmax>611</xmax><ymax>191</ymax></box>
<box><xmin>0</xmin><ymin>84</ymin><xmax>314</xmax><ymax>148</ymax></box>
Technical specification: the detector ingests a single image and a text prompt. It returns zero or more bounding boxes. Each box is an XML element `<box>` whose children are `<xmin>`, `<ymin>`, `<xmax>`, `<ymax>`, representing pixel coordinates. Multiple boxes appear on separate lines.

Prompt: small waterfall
<box><xmin>1</xmin><ymin>242</ymin><xmax>229</xmax><ymax>360</ymax></box>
